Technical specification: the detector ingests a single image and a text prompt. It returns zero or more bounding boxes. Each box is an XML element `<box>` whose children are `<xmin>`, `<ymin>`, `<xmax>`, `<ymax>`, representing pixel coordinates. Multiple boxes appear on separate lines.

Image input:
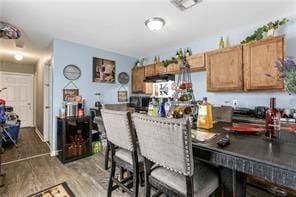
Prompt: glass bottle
<box><xmin>197</xmin><ymin>97</ymin><xmax>213</xmax><ymax>129</ymax></box>
<box><xmin>265</xmin><ymin>97</ymin><xmax>281</xmax><ymax>139</ymax></box>
<box><xmin>219</xmin><ymin>37</ymin><xmax>225</xmax><ymax>49</ymax></box>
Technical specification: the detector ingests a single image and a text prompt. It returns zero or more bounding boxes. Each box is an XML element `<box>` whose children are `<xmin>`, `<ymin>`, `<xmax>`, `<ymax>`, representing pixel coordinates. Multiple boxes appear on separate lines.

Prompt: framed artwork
<box><xmin>118</xmin><ymin>91</ymin><xmax>128</xmax><ymax>102</ymax></box>
<box><xmin>63</xmin><ymin>89</ymin><xmax>79</xmax><ymax>101</ymax></box>
<box><xmin>93</xmin><ymin>57</ymin><xmax>116</xmax><ymax>83</ymax></box>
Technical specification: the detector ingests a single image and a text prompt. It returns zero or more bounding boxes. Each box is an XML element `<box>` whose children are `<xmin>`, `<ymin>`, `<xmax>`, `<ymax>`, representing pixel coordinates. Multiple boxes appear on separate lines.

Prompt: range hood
<box><xmin>144</xmin><ymin>74</ymin><xmax>175</xmax><ymax>83</ymax></box>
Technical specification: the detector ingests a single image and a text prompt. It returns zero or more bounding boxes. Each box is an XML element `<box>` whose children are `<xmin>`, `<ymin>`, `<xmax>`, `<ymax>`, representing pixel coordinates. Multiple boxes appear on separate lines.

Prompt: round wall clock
<box><xmin>63</xmin><ymin>64</ymin><xmax>81</xmax><ymax>80</ymax></box>
<box><xmin>118</xmin><ymin>72</ymin><xmax>129</xmax><ymax>84</ymax></box>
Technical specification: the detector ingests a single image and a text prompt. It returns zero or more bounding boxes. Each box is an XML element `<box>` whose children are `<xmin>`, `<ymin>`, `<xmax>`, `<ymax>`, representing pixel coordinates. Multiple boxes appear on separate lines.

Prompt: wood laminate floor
<box><xmin>0</xmin><ymin>153</ymin><xmax>273</xmax><ymax>197</ymax></box>
<box><xmin>2</xmin><ymin>127</ymin><xmax>50</xmax><ymax>164</ymax></box>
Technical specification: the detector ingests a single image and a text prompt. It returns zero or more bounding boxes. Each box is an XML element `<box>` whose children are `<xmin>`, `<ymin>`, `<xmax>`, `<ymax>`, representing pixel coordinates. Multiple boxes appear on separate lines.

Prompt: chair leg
<box><xmin>132</xmin><ymin>157</ymin><xmax>139</xmax><ymax>197</ymax></box>
<box><xmin>143</xmin><ymin>158</ymin><xmax>153</xmax><ymax>197</ymax></box>
<box><xmin>107</xmin><ymin>144</ymin><xmax>116</xmax><ymax>197</ymax></box>
<box><xmin>119</xmin><ymin>167</ymin><xmax>125</xmax><ymax>180</ymax></box>
<box><xmin>139</xmin><ymin>171</ymin><xmax>145</xmax><ymax>187</ymax></box>
<box><xmin>104</xmin><ymin>142</ymin><xmax>110</xmax><ymax>170</ymax></box>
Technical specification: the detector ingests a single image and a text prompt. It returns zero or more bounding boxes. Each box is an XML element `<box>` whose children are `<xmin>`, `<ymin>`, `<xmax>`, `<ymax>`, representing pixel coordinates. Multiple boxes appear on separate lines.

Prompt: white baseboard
<box><xmin>34</xmin><ymin>127</ymin><xmax>45</xmax><ymax>142</ymax></box>
<box><xmin>50</xmin><ymin>150</ymin><xmax>60</xmax><ymax>157</ymax></box>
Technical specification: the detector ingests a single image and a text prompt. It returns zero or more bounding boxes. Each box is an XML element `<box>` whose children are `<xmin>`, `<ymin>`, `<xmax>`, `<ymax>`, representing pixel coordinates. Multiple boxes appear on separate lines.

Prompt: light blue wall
<box><xmin>144</xmin><ymin>14</ymin><xmax>296</xmax><ymax>109</ymax></box>
<box><xmin>52</xmin><ymin>39</ymin><xmax>136</xmax><ymax>151</ymax></box>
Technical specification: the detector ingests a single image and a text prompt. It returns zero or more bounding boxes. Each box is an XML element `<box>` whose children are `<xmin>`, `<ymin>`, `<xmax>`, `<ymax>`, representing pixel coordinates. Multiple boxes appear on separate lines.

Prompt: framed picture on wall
<box><xmin>63</xmin><ymin>89</ymin><xmax>79</xmax><ymax>101</ymax></box>
<box><xmin>117</xmin><ymin>91</ymin><xmax>128</xmax><ymax>102</ymax></box>
<box><xmin>93</xmin><ymin>57</ymin><xmax>116</xmax><ymax>83</ymax></box>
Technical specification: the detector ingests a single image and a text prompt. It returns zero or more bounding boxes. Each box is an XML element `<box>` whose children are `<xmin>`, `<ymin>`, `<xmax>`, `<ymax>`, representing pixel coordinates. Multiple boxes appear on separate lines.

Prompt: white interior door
<box><xmin>43</xmin><ymin>63</ymin><xmax>52</xmax><ymax>143</ymax></box>
<box><xmin>0</xmin><ymin>72</ymin><xmax>34</xmax><ymax>127</ymax></box>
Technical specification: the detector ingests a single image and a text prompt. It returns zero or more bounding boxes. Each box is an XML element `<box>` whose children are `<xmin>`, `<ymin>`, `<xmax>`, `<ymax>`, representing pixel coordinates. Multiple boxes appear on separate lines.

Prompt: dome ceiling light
<box><xmin>145</xmin><ymin>17</ymin><xmax>166</xmax><ymax>32</ymax></box>
<box><xmin>14</xmin><ymin>53</ymin><xmax>23</xmax><ymax>61</ymax></box>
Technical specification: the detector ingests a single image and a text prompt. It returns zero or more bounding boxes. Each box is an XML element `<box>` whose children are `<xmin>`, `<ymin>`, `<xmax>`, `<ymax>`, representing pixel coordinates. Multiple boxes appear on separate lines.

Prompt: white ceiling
<box><xmin>1</xmin><ymin>0</ymin><xmax>296</xmax><ymax>65</ymax></box>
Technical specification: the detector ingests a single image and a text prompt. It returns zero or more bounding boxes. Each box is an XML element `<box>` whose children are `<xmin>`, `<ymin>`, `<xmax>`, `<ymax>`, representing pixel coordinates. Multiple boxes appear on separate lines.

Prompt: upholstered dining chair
<box><xmin>101</xmin><ymin>109</ymin><xmax>142</xmax><ymax>197</ymax></box>
<box><xmin>132</xmin><ymin>113</ymin><xmax>220</xmax><ymax>197</ymax></box>
<box><xmin>93</xmin><ymin>103</ymin><xmax>128</xmax><ymax>170</ymax></box>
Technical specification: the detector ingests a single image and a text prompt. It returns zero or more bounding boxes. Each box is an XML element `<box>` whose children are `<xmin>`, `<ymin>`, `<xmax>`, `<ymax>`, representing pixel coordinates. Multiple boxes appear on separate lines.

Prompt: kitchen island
<box><xmin>192</xmin><ymin>122</ymin><xmax>296</xmax><ymax>197</ymax></box>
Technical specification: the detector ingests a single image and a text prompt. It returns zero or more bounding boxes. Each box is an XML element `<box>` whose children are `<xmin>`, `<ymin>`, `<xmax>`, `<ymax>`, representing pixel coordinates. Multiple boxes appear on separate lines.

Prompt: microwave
<box><xmin>129</xmin><ymin>96</ymin><xmax>151</xmax><ymax>112</ymax></box>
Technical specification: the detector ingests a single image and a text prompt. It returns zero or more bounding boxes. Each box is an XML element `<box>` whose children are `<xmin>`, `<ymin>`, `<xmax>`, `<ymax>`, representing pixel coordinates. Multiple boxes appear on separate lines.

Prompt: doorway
<box><xmin>0</xmin><ymin>72</ymin><xmax>34</xmax><ymax>127</ymax></box>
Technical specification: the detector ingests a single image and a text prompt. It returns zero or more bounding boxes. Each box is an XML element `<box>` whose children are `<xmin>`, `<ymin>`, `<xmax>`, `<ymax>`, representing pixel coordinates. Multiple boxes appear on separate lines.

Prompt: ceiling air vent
<box><xmin>170</xmin><ymin>0</ymin><xmax>202</xmax><ymax>11</ymax></box>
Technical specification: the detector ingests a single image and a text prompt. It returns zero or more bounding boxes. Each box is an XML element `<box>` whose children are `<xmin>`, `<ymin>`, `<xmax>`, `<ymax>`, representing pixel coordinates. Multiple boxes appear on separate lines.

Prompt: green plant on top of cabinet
<box><xmin>243</xmin><ymin>35</ymin><xmax>285</xmax><ymax>91</ymax></box>
<box><xmin>206</xmin><ymin>45</ymin><xmax>243</xmax><ymax>92</ymax></box>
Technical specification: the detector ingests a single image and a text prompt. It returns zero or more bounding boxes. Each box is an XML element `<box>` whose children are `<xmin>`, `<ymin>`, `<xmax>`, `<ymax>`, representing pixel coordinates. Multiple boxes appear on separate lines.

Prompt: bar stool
<box><xmin>132</xmin><ymin>113</ymin><xmax>221</xmax><ymax>197</ymax></box>
<box><xmin>101</xmin><ymin>109</ymin><xmax>142</xmax><ymax>197</ymax></box>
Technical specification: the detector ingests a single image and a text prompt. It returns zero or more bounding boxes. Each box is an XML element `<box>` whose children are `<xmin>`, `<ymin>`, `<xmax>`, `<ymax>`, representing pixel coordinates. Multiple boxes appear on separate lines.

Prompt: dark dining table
<box><xmin>192</xmin><ymin>122</ymin><xmax>296</xmax><ymax>197</ymax></box>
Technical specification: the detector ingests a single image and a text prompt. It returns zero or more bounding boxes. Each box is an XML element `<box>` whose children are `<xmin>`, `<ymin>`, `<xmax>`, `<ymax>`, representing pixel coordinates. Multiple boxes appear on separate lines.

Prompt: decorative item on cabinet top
<box><xmin>240</xmin><ymin>18</ymin><xmax>288</xmax><ymax>44</ymax></box>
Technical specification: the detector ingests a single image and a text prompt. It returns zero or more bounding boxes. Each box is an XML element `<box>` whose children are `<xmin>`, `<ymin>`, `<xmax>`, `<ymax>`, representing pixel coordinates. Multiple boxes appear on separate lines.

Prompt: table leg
<box><xmin>220</xmin><ymin>167</ymin><xmax>246</xmax><ymax>197</ymax></box>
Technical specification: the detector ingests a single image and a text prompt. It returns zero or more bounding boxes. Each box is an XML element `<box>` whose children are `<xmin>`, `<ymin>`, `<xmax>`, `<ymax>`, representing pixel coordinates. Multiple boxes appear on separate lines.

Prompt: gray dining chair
<box><xmin>93</xmin><ymin>103</ymin><xmax>129</xmax><ymax>170</ymax></box>
<box><xmin>101</xmin><ymin>109</ymin><xmax>142</xmax><ymax>197</ymax></box>
<box><xmin>132</xmin><ymin>113</ymin><xmax>220</xmax><ymax>197</ymax></box>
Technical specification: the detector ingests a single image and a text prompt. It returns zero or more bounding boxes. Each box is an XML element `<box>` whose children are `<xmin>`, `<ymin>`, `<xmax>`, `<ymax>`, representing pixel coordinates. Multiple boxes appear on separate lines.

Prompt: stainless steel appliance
<box><xmin>129</xmin><ymin>96</ymin><xmax>150</xmax><ymax>112</ymax></box>
<box><xmin>65</xmin><ymin>102</ymin><xmax>78</xmax><ymax>117</ymax></box>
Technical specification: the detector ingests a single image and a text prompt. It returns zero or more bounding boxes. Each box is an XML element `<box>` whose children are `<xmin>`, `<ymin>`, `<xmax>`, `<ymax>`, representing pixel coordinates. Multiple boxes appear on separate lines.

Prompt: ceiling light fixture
<box><xmin>170</xmin><ymin>0</ymin><xmax>202</xmax><ymax>11</ymax></box>
<box><xmin>145</xmin><ymin>17</ymin><xmax>166</xmax><ymax>32</ymax></box>
<box><xmin>14</xmin><ymin>53</ymin><xmax>23</xmax><ymax>61</ymax></box>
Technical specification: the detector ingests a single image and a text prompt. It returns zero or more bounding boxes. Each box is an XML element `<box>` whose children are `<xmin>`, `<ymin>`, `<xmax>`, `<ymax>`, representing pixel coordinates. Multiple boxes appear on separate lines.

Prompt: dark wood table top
<box><xmin>192</xmin><ymin>122</ymin><xmax>296</xmax><ymax>189</ymax></box>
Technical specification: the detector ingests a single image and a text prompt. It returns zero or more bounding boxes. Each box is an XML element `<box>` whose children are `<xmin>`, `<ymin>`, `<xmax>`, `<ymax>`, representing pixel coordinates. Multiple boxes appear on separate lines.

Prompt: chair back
<box><xmin>132</xmin><ymin>113</ymin><xmax>193</xmax><ymax>176</ymax></box>
<box><xmin>103</xmin><ymin>104</ymin><xmax>128</xmax><ymax>111</ymax></box>
<box><xmin>101</xmin><ymin>109</ymin><xmax>135</xmax><ymax>151</ymax></box>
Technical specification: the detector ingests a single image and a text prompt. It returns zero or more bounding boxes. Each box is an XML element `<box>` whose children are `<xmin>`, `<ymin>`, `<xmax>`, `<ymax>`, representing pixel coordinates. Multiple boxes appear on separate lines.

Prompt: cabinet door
<box><xmin>166</xmin><ymin>60</ymin><xmax>180</xmax><ymax>74</ymax></box>
<box><xmin>206</xmin><ymin>45</ymin><xmax>243</xmax><ymax>92</ymax></box>
<box><xmin>188</xmin><ymin>53</ymin><xmax>206</xmax><ymax>72</ymax></box>
<box><xmin>132</xmin><ymin>67</ymin><xmax>145</xmax><ymax>93</ymax></box>
<box><xmin>144</xmin><ymin>83</ymin><xmax>153</xmax><ymax>95</ymax></box>
<box><xmin>144</xmin><ymin>64</ymin><xmax>156</xmax><ymax>77</ymax></box>
<box><xmin>155</xmin><ymin>63</ymin><xmax>167</xmax><ymax>75</ymax></box>
<box><xmin>243</xmin><ymin>36</ymin><xmax>285</xmax><ymax>91</ymax></box>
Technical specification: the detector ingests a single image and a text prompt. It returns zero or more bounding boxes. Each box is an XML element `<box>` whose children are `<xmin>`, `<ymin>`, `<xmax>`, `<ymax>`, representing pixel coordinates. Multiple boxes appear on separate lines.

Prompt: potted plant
<box><xmin>241</xmin><ymin>18</ymin><xmax>288</xmax><ymax>44</ymax></box>
<box><xmin>266</xmin><ymin>57</ymin><xmax>296</xmax><ymax>93</ymax></box>
<box><xmin>266</xmin><ymin>18</ymin><xmax>289</xmax><ymax>36</ymax></box>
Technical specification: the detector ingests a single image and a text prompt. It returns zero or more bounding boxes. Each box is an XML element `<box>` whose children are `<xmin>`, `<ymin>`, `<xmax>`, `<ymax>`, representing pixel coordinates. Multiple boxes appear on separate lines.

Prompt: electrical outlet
<box><xmin>233</xmin><ymin>99</ymin><xmax>238</xmax><ymax>107</ymax></box>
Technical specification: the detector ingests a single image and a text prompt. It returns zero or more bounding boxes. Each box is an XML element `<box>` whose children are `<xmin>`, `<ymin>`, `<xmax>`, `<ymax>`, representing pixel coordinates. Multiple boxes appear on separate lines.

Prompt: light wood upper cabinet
<box><xmin>166</xmin><ymin>60</ymin><xmax>180</xmax><ymax>74</ymax></box>
<box><xmin>188</xmin><ymin>53</ymin><xmax>206</xmax><ymax>72</ymax></box>
<box><xmin>144</xmin><ymin>64</ymin><xmax>156</xmax><ymax>77</ymax></box>
<box><xmin>144</xmin><ymin>83</ymin><xmax>153</xmax><ymax>95</ymax></box>
<box><xmin>206</xmin><ymin>45</ymin><xmax>243</xmax><ymax>92</ymax></box>
<box><xmin>243</xmin><ymin>36</ymin><xmax>285</xmax><ymax>91</ymax></box>
<box><xmin>155</xmin><ymin>63</ymin><xmax>167</xmax><ymax>75</ymax></box>
<box><xmin>132</xmin><ymin>67</ymin><xmax>145</xmax><ymax>93</ymax></box>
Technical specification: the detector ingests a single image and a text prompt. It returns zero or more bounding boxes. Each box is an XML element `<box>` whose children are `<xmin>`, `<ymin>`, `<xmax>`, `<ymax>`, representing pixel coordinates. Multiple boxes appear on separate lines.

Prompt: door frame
<box><xmin>43</xmin><ymin>62</ymin><xmax>53</xmax><ymax>144</ymax></box>
<box><xmin>0</xmin><ymin>71</ymin><xmax>35</xmax><ymax>127</ymax></box>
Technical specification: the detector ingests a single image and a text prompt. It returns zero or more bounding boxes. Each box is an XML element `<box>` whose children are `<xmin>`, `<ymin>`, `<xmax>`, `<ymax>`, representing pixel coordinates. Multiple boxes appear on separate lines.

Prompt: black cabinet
<box><xmin>57</xmin><ymin>116</ymin><xmax>92</xmax><ymax>163</ymax></box>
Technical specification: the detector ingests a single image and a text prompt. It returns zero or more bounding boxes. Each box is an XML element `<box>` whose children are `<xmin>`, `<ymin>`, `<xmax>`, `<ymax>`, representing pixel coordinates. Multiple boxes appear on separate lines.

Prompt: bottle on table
<box><xmin>197</xmin><ymin>97</ymin><xmax>213</xmax><ymax>129</ymax></box>
<box><xmin>265</xmin><ymin>97</ymin><xmax>281</xmax><ymax>139</ymax></box>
